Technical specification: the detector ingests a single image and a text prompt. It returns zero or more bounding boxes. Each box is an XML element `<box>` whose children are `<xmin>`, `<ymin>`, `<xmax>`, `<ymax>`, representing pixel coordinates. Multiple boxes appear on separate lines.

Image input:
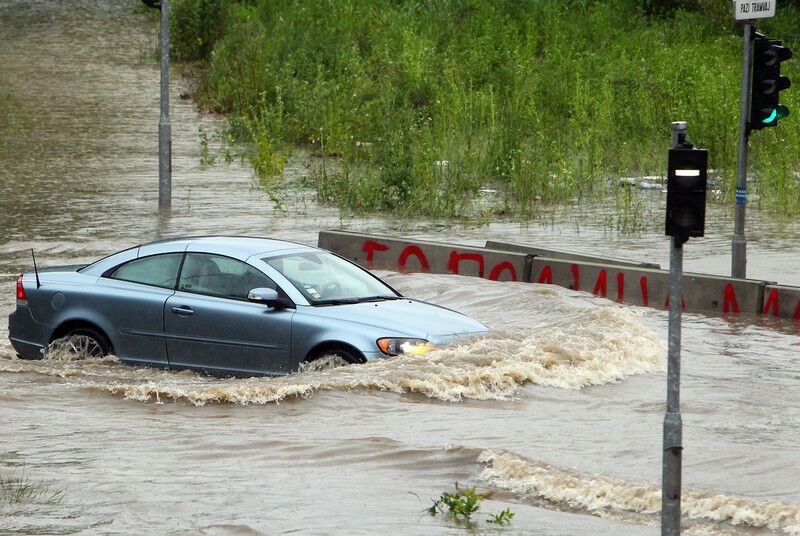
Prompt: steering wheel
<box><xmin>321</xmin><ymin>281</ymin><xmax>341</xmax><ymax>298</ymax></box>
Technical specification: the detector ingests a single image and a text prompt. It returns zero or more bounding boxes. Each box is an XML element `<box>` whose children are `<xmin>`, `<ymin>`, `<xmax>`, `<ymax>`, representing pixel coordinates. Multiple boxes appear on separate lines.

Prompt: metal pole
<box><xmin>662</xmin><ymin>122</ymin><xmax>686</xmax><ymax>536</ymax></box>
<box><xmin>732</xmin><ymin>22</ymin><xmax>753</xmax><ymax>279</ymax></box>
<box><xmin>158</xmin><ymin>0</ymin><xmax>172</xmax><ymax>208</ymax></box>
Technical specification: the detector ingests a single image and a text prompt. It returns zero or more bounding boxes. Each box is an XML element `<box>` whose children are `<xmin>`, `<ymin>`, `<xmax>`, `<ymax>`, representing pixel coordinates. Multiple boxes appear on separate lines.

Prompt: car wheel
<box><xmin>324</xmin><ymin>348</ymin><xmax>361</xmax><ymax>365</ymax></box>
<box><xmin>51</xmin><ymin>328</ymin><xmax>110</xmax><ymax>360</ymax></box>
<box><xmin>300</xmin><ymin>347</ymin><xmax>364</xmax><ymax>372</ymax></box>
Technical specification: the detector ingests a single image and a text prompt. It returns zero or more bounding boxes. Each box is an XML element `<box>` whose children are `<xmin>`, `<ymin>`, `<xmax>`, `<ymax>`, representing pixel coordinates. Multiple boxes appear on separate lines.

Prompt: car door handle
<box><xmin>171</xmin><ymin>306</ymin><xmax>194</xmax><ymax>316</ymax></box>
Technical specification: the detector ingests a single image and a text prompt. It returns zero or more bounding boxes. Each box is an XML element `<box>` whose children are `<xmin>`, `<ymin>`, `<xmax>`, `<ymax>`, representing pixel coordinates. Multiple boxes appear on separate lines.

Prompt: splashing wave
<box><xmin>0</xmin><ymin>307</ymin><xmax>663</xmax><ymax>405</ymax></box>
<box><xmin>478</xmin><ymin>449</ymin><xmax>800</xmax><ymax>535</ymax></box>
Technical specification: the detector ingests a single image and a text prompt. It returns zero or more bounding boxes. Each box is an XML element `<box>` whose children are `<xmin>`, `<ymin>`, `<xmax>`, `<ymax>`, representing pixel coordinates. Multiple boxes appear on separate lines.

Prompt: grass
<box><xmin>168</xmin><ymin>0</ymin><xmax>800</xmax><ymax>218</ymax></box>
<box><xmin>0</xmin><ymin>467</ymin><xmax>64</xmax><ymax>505</ymax></box>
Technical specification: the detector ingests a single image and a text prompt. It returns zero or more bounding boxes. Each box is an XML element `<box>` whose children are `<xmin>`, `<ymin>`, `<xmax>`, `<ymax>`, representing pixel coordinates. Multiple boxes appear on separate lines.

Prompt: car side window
<box><xmin>178</xmin><ymin>253</ymin><xmax>277</xmax><ymax>300</ymax></box>
<box><xmin>110</xmin><ymin>253</ymin><xmax>183</xmax><ymax>289</ymax></box>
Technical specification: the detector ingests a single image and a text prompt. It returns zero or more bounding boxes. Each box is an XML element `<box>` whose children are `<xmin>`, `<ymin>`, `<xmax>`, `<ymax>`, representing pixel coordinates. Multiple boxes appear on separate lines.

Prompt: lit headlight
<box><xmin>376</xmin><ymin>338</ymin><xmax>434</xmax><ymax>356</ymax></box>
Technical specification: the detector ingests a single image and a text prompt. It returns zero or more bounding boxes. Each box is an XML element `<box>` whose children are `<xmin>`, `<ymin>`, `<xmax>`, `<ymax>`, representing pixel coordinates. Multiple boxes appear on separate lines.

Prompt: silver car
<box><xmin>8</xmin><ymin>236</ymin><xmax>488</xmax><ymax>375</ymax></box>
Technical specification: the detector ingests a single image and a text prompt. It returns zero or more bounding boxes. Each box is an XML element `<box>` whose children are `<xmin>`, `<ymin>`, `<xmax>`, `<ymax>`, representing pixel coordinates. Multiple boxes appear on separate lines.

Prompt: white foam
<box><xmin>478</xmin><ymin>449</ymin><xmax>800</xmax><ymax>535</ymax></box>
<box><xmin>0</xmin><ymin>306</ymin><xmax>664</xmax><ymax>406</ymax></box>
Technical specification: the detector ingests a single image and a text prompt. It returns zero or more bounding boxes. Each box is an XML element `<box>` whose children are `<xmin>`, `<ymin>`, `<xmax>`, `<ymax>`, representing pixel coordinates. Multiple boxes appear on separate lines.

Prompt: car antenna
<box><xmin>31</xmin><ymin>248</ymin><xmax>41</xmax><ymax>289</ymax></box>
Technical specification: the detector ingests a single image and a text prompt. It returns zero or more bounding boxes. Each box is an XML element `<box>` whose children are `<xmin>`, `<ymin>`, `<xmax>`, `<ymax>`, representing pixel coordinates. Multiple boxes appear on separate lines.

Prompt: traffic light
<box><xmin>749</xmin><ymin>33</ymin><xmax>792</xmax><ymax>131</ymax></box>
<box><xmin>665</xmin><ymin>145</ymin><xmax>708</xmax><ymax>241</ymax></box>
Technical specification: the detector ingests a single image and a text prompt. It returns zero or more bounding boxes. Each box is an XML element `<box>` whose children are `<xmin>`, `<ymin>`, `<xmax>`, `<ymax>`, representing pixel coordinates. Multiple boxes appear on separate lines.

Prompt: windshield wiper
<box><xmin>354</xmin><ymin>295</ymin><xmax>401</xmax><ymax>303</ymax></box>
<box><xmin>313</xmin><ymin>298</ymin><xmax>361</xmax><ymax>306</ymax></box>
<box><xmin>313</xmin><ymin>295</ymin><xmax>400</xmax><ymax>306</ymax></box>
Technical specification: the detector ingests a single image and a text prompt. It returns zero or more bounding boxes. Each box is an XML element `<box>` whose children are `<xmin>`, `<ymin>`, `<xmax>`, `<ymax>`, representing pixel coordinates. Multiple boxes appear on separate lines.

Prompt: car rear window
<box><xmin>110</xmin><ymin>253</ymin><xmax>182</xmax><ymax>289</ymax></box>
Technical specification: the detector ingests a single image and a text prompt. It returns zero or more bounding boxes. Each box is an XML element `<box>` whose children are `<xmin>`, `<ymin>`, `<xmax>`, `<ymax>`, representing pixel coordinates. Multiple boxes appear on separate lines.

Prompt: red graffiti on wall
<box><xmin>640</xmin><ymin>276</ymin><xmax>649</xmax><ymax>306</ymax></box>
<box><xmin>489</xmin><ymin>262</ymin><xmax>517</xmax><ymax>281</ymax></box>
<box><xmin>448</xmin><ymin>251</ymin><xmax>485</xmax><ymax>278</ymax></box>
<box><xmin>358</xmin><ymin>239</ymin><xmax>800</xmax><ymax>320</ymax></box>
<box><xmin>663</xmin><ymin>294</ymin><xmax>686</xmax><ymax>310</ymax></box>
<box><xmin>360</xmin><ymin>241</ymin><xmax>522</xmax><ymax>281</ymax></box>
<box><xmin>762</xmin><ymin>288</ymin><xmax>779</xmax><ymax>316</ymax></box>
<box><xmin>723</xmin><ymin>283</ymin><xmax>740</xmax><ymax>314</ymax></box>
<box><xmin>398</xmin><ymin>245</ymin><xmax>430</xmax><ymax>272</ymax></box>
<box><xmin>593</xmin><ymin>270</ymin><xmax>607</xmax><ymax>298</ymax></box>
<box><xmin>537</xmin><ymin>266</ymin><xmax>553</xmax><ymax>284</ymax></box>
<box><xmin>760</xmin><ymin>289</ymin><xmax>800</xmax><ymax>319</ymax></box>
<box><xmin>362</xmin><ymin>240</ymin><xmax>389</xmax><ymax>267</ymax></box>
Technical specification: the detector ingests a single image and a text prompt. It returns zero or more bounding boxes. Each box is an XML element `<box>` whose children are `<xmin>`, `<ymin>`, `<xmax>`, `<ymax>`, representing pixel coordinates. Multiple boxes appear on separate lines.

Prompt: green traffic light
<box><xmin>762</xmin><ymin>105</ymin><xmax>790</xmax><ymax>124</ymax></box>
<box><xmin>763</xmin><ymin>109</ymin><xmax>778</xmax><ymax>124</ymax></box>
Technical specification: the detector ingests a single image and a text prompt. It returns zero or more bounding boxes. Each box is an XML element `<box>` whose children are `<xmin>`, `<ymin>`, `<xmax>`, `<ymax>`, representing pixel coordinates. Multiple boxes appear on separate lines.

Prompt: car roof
<box><xmin>139</xmin><ymin>236</ymin><xmax>320</xmax><ymax>261</ymax></box>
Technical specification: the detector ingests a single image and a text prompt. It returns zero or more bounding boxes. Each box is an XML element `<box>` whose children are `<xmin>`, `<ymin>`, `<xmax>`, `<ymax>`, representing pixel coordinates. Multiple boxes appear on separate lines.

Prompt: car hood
<box><xmin>304</xmin><ymin>299</ymin><xmax>489</xmax><ymax>343</ymax></box>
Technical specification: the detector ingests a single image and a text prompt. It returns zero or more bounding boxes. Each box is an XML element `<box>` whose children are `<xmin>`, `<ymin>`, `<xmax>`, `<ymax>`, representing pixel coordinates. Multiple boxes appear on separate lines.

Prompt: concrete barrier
<box><xmin>761</xmin><ymin>285</ymin><xmax>800</xmax><ymax>320</ymax></box>
<box><xmin>318</xmin><ymin>230</ymin><xmax>800</xmax><ymax>320</ymax></box>
<box><xmin>486</xmin><ymin>240</ymin><xmax>660</xmax><ymax>269</ymax></box>
<box><xmin>530</xmin><ymin>257</ymin><xmax>667</xmax><ymax>307</ymax></box>
<box><xmin>529</xmin><ymin>257</ymin><xmax>764</xmax><ymax>315</ymax></box>
<box><xmin>318</xmin><ymin>230</ymin><xmax>531</xmax><ymax>282</ymax></box>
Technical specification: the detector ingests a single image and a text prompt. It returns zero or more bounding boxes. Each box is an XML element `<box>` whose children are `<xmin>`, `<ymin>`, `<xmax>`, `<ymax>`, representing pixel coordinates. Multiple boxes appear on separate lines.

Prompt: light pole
<box><xmin>159</xmin><ymin>0</ymin><xmax>172</xmax><ymax>208</ymax></box>
<box><xmin>142</xmin><ymin>0</ymin><xmax>172</xmax><ymax>208</ymax></box>
<box><xmin>662</xmin><ymin>121</ymin><xmax>708</xmax><ymax>535</ymax></box>
<box><xmin>732</xmin><ymin>22</ymin><xmax>753</xmax><ymax>279</ymax></box>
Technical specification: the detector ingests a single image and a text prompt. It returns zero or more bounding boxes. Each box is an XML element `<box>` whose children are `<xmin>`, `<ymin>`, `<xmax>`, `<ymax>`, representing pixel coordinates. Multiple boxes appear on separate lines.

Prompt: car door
<box><xmin>164</xmin><ymin>253</ymin><xmax>294</xmax><ymax>375</ymax></box>
<box><xmin>95</xmin><ymin>252</ymin><xmax>182</xmax><ymax>366</ymax></box>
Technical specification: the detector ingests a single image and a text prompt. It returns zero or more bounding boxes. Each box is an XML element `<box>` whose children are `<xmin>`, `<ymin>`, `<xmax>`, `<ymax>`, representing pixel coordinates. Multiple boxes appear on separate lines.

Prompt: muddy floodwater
<box><xmin>2</xmin><ymin>1</ymin><xmax>800</xmax><ymax>535</ymax></box>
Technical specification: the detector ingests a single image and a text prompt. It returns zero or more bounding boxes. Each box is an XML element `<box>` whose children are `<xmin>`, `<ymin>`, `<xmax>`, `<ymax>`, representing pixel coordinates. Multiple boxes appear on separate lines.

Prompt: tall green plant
<box><xmin>172</xmin><ymin>0</ymin><xmax>800</xmax><ymax>217</ymax></box>
<box><xmin>171</xmin><ymin>0</ymin><xmax>230</xmax><ymax>62</ymax></box>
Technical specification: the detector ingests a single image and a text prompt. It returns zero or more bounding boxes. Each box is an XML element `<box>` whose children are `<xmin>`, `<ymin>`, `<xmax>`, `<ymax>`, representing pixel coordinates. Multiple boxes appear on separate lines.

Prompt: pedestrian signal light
<box><xmin>665</xmin><ymin>147</ymin><xmax>708</xmax><ymax>241</ymax></box>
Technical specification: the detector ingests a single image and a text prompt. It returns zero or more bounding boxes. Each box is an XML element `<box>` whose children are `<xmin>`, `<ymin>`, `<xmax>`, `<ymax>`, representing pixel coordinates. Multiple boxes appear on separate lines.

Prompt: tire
<box><xmin>301</xmin><ymin>346</ymin><xmax>365</xmax><ymax>372</ymax></box>
<box><xmin>323</xmin><ymin>348</ymin><xmax>361</xmax><ymax>365</ymax></box>
<box><xmin>54</xmin><ymin>327</ymin><xmax>110</xmax><ymax>359</ymax></box>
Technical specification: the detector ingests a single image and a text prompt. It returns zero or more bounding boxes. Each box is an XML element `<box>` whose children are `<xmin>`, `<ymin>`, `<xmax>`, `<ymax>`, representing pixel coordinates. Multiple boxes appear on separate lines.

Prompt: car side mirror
<box><xmin>247</xmin><ymin>287</ymin><xmax>280</xmax><ymax>307</ymax></box>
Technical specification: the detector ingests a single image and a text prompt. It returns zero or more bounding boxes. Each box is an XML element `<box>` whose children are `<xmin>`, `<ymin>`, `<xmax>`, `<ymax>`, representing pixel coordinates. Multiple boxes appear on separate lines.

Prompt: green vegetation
<box><xmin>428</xmin><ymin>484</ymin><xmax>514</xmax><ymax>528</ymax></box>
<box><xmin>0</xmin><ymin>467</ymin><xmax>64</xmax><ymax>504</ymax></box>
<box><xmin>429</xmin><ymin>486</ymin><xmax>482</xmax><ymax>520</ymax></box>
<box><xmin>486</xmin><ymin>508</ymin><xmax>515</xmax><ymax>525</ymax></box>
<box><xmin>171</xmin><ymin>0</ymin><xmax>800</xmax><ymax>217</ymax></box>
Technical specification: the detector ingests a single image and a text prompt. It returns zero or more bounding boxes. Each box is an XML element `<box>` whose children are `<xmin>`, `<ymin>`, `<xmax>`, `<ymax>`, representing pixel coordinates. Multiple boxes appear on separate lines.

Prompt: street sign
<box><xmin>734</xmin><ymin>0</ymin><xmax>776</xmax><ymax>20</ymax></box>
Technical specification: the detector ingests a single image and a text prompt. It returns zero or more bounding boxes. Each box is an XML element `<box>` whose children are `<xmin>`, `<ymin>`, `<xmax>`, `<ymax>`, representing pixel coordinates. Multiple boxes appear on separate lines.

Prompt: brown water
<box><xmin>1</xmin><ymin>1</ymin><xmax>800</xmax><ymax>535</ymax></box>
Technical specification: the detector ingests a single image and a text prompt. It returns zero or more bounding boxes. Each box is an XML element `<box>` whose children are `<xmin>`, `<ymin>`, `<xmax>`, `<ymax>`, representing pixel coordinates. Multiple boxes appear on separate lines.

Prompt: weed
<box><xmin>170</xmin><ymin>0</ymin><xmax>229</xmax><ymax>62</ymax></box>
<box><xmin>0</xmin><ymin>468</ymin><xmax>64</xmax><ymax>505</ymax></box>
<box><xmin>429</xmin><ymin>486</ymin><xmax>482</xmax><ymax>521</ymax></box>
<box><xmin>199</xmin><ymin>127</ymin><xmax>216</xmax><ymax>167</ymax></box>
<box><xmin>197</xmin><ymin>124</ymin><xmax>238</xmax><ymax>169</ymax></box>
<box><xmin>487</xmin><ymin>508</ymin><xmax>515</xmax><ymax>525</ymax></box>
<box><xmin>250</xmin><ymin>138</ymin><xmax>286</xmax><ymax>179</ymax></box>
<box><xmin>427</xmin><ymin>483</ymin><xmax>514</xmax><ymax>529</ymax></box>
<box><xmin>606</xmin><ymin>181</ymin><xmax>647</xmax><ymax>235</ymax></box>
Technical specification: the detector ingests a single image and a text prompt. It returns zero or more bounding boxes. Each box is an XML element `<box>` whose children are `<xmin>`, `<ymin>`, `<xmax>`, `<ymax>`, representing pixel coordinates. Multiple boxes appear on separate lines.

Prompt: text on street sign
<box><xmin>734</xmin><ymin>0</ymin><xmax>776</xmax><ymax>20</ymax></box>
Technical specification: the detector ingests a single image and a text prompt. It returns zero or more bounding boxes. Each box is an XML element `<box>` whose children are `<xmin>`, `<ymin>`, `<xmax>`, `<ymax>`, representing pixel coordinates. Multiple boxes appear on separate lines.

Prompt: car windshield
<box><xmin>265</xmin><ymin>252</ymin><xmax>400</xmax><ymax>305</ymax></box>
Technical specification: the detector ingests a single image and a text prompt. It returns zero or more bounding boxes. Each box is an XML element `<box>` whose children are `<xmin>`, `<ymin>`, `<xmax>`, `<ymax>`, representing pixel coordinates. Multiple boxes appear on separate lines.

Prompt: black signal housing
<box><xmin>665</xmin><ymin>145</ymin><xmax>708</xmax><ymax>242</ymax></box>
